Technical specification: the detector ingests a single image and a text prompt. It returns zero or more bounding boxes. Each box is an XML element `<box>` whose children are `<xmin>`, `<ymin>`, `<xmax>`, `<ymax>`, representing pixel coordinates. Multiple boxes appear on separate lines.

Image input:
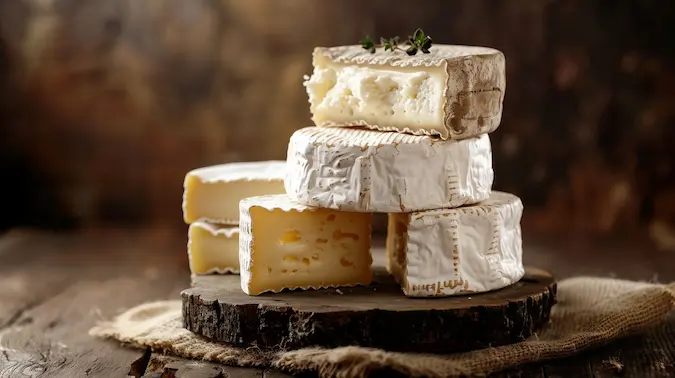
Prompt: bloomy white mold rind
<box><xmin>387</xmin><ymin>191</ymin><xmax>525</xmax><ymax>297</ymax></box>
<box><xmin>285</xmin><ymin>127</ymin><xmax>494</xmax><ymax>213</ymax></box>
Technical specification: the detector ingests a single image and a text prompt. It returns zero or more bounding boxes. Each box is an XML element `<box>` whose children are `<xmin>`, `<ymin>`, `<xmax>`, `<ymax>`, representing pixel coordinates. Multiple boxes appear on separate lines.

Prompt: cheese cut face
<box><xmin>286</xmin><ymin>127</ymin><xmax>493</xmax><ymax>212</ymax></box>
<box><xmin>182</xmin><ymin>160</ymin><xmax>286</xmax><ymax>224</ymax></box>
<box><xmin>304</xmin><ymin>44</ymin><xmax>506</xmax><ymax>140</ymax></box>
<box><xmin>239</xmin><ymin>194</ymin><xmax>372</xmax><ymax>295</ymax></box>
<box><xmin>188</xmin><ymin>222</ymin><xmax>240</xmax><ymax>275</ymax></box>
<box><xmin>386</xmin><ymin>191</ymin><xmax>524</xmax><ymax>297</ymax></box>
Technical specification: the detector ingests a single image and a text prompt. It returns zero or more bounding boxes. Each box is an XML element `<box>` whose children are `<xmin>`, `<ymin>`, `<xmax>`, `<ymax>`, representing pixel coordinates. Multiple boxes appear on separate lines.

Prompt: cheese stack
<box><xmin>183</xmin><ymin>43</ymin><xmax>525</xmax><ymax>298</ymax></box>
<box><xmin>283</xmin><ymin>43</ymin><xmax>523</xmax><ymax>297</ymax></box>
<box><xmin>181</xmin><ymin>161</ymin><xmax>287</xmax><ymax>277</ymax></box>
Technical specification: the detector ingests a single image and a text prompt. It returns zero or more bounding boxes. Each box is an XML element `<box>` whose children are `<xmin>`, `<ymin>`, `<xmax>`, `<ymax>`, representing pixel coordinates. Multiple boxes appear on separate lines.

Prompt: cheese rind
<box><xmin>188</xmin><ymin>222</ymin><xmax>239</xmax><ymax>275</ymax></box>
<box><xmin>305</xmin><ymin>44</ymin><xmax>506</xmax><ymax>140</ymax></box>
<box><xmin>182</xmin><ymin>161</ymin><xmax>286</xmax><ymax>224</ymax></box>
<box><xmin>285</xmin><ymin>127</ymin><xmax>493</xmax><ymax>212</ymax></box>
<box><xmin>239</xmin><ymin>194</ymin><xmax>372</xmax><ymax>295</ymax></box>
<box><xmin>386</xmin><ymin>191</ymin><xmax>524</xmax><ymax>297</ymax></box>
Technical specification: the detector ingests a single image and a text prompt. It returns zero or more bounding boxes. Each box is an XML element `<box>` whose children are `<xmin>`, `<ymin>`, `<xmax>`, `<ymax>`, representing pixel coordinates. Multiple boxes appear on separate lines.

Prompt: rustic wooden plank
<box><xmin>617</xmin><ymin>321</ymin><xmax>675</xmax><ymax>377</ymax></box>
<box><xmin>591</xmin><ymin>356</ymin><xmax>626</xmax><ymax>377</ymax></box>
<box><xmin>542</xmin><ymin>356</ymin><xmax>593</xmax><ymax>378</ymax></box>
<box><xmin>0</xmin><ymin>347</ymin><xmax>48</xmax><ymax>378</ymax></box>
<box><xmin>492</xmin><ymin>365</ymin><xmax>546</xmax><ymax>378</ymax></box>
<box><xmin>0</xmin><ymin>228</ymin><xmax>189</xmax><ymax>378</ymax></box>
<box><xmin>582</xmin><ymin>313</ymin><xmax>675</xmax><ymax>378</ymax></box>
<box><xmin>143</xmin><ymin>355</ymin><xmax>296</xmax><ymax>377</ymax></box>
<box><xmin>262</xmin><ymin>369</ymin><xmax>297</xmax><ymax>378</ymax></box>
<box><xmin>219</xmin><ymin>366</ymin><xmax>264</xmax><ymax>378</ymax></box>
<box><xmin>162</xmin><ymin>361</ymin><xmax>225</xmax><ymax>378</ymax></box>
<box><xmin>129</xmin><ymin>348</ymin><xmax>152</xmax><ymax>378</ymax></box>
<box><xmin>1</xmin><ymin>229</ymin><xmax>674</xmax><ymax>378</ymax></box>
<box><xmin>146</xmin><ymin>355</ymin><xmax>176</xmax><ymax>374</ymax></box>
<box><xmin>0</xmin><ymin>277</ymin><xmax>182</xmax><ymax>378</ymax></box>
<box><xmin>586</xmin><ymin>340</ymin><xmax>627</xmax><ymax>378</ymax></box>
<box><xmin>0</xmin><ymin>231</ymin><xmax>73</xmax><ymax>330</ymax></box>
<box><xmin>140</xmin><ymin>373</ymin><xmax>163</xmax><ymax>378</ymax></box>
<box><xmin>144</xmin><ymin>355</ymin><xmax>265</xmax><ymax>378</ymax></box>
<box><xmin>140</xmin><ymin>356</ymin><xmax>305</xmax><ymax>377</ymax></box>
<box><xmin>522</xmin><ymin>234</ymin><xmax>675</xmax><ymax>282</ymax></box>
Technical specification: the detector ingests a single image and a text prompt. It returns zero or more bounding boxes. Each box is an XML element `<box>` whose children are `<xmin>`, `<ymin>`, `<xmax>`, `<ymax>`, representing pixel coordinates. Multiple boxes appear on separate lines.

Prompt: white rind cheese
<box><xmin>386</xmin><ymin>191</ymin><xmax>524</xmax><ymax>297</ymax></box>
<box><xmin>239</xmin><ymin>194</ymin><xmax>373</xmax><ymax>296</ymax></box>
<box><xmin>304</xmin><ymin>44</ymin><xmax>506</xmax><ymax>140</ymax></box>
<box><xmin>285</xmin><ymin>127</ymin><xmax>493</xmax><ymax>212</ymax></box>
<box><xmin>182</xmin><ymin>160</ymin><xmax>286</xmax><ymax>224</ymax></box>
<box><xmin>188</xmin><ymin>221</ymin><xmax>240</xmax><ymax>275</ymax></box>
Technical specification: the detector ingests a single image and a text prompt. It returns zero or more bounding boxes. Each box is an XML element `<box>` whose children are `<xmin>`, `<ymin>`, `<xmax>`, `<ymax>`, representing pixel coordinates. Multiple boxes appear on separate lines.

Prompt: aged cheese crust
<box><xmin>182</xmin><ymin>160</ymin><xmax>286</xmax><ymax>224</ymax></box>
<box><xmin>285</xmin><ymin>127</ymin><xmax>493</xmax><ymax>212</ymax></box>
<box><xmin>386</xmin><ymin>191</ymin><xmax>524</xmax><ymax>297</ymax></box>
<box><xmin>239</xmin><ymin>194</ymin><xmax>373</xmax><ymax>296</ymax></box>
<box><xmin>304</xmin><ymin>44</ymin><xmax>506</xmax><ymax>140</ymax></box>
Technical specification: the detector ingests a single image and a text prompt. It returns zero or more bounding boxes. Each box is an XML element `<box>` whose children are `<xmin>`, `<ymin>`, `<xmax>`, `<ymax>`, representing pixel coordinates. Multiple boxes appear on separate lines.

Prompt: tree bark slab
<box><xmin>181</xmin><ymin>266</ymin><xmax>557</xmax><ymax>353</ymax></box>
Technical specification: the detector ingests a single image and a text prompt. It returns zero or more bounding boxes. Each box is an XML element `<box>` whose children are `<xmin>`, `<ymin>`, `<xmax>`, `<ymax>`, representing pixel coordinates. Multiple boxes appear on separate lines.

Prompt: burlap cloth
<box><xmin>90</xmin><ymin>277</ymin><xmax>675</xmax><ymax>378</ymax></box>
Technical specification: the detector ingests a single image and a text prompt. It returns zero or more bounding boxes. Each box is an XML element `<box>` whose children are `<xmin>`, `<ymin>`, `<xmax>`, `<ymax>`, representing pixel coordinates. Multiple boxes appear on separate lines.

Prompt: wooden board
<box><xmin>182</xmin><ymin>266</ymin><xmax>557</xmax><ymax>353</ymax></box>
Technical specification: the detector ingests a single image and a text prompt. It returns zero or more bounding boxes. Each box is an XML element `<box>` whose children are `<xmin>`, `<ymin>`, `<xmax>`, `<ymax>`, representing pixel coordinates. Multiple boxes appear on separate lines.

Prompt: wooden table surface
<box><xmin>0</xmin><ymin>227</ymin><xmax>674</xmax><ymax>378</ymax></box>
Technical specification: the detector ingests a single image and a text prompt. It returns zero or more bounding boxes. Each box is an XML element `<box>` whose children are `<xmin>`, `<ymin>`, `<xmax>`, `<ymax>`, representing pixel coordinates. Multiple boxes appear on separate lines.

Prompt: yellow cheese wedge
<box><xmin>182</xmin><ymin>161</ymin><xmax>286</xmax><ymax>224</ymax></box>
<box><xmin>188</xmin><ymin>221</ymin><xmax>239</xmax><ymax>275</ymax></box>
<box><xmin>239</xmin><ymin>194</ymin><xmax>373</xmax><ymax>295</ymax></box>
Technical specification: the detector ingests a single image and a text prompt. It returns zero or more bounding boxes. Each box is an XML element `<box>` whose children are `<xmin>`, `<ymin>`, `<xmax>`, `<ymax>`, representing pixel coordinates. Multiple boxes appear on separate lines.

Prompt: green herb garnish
<box><xmin>360</xmin><ymin>28</ymin><xmax>433</xmax><ymax>56</ymax></box>
<box><xmin>359</xmin><ymin>36</ymin><xmax>376</xmax><ymax>53</ymax></box>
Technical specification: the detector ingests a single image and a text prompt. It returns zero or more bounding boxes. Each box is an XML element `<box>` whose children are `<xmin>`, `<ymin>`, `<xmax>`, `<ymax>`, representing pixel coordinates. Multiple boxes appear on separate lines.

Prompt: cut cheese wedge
<box><xmin>304</xmin><ymin>44</ymin><xmax>506</xmax><ymax>140</ymax></box>
<box><xmin>182</xmin><ymin>160</ymin><xmax>286</xmax><ymax>224</ymax></box>
<box><xmin>285</xmin><ymin>127</ymin><xmax>493</xmax><ymax>212</ymax></box>
<box><xmin>188</xmin><ymin>221</ymin><xmax>239</xmax><ymax>275</ymax></box>
<box><xmin>386</xmin><ymin>191</ymin><xmax>524</xmax><ymax>297</ymax></box>
<box><xmin>239</xmin><ymin>194</ymin><xmax>372</xmax><ymax>295</ymax></box>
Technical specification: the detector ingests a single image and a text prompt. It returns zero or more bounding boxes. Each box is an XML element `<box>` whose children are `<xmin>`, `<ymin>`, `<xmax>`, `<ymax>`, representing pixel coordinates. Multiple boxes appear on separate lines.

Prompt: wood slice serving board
<box><xmin>181</xmin><ymin>266</ymin><xmax>556</xmax><ymax>353</ymax></box>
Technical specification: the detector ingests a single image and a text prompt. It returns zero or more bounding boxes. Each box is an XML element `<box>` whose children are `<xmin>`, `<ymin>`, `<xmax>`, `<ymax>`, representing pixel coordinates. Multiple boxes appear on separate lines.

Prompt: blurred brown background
<box><xmin>1</xmin><ymin>0</ymin><xmax>674</xmax><ymax>245</ymax></box>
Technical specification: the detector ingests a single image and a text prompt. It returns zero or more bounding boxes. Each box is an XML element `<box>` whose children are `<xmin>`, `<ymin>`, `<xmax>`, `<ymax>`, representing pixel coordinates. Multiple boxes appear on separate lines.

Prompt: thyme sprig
<box><xmin>360</xmin><ymin>28</ymin><xmax>434</xmax><ymax>56</ymax></box>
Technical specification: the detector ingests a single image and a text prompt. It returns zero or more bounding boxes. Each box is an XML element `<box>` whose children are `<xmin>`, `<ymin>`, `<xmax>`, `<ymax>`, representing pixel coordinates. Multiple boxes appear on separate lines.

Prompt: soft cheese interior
<box><xmin>184</xmin><ymin>178</ymin><xmax>285</xmax><ymax>224</ymax></box>
<box><xmin>188</xmin><ymin>222</ymin><xmax>240</xmax><ymax>275</ymax></box>
<box><xmin>305</xmin><ymin>57</ymin><xmax>446</xmax><ymax>134</ymax></box>
<box><xmin>239</xmin><ymin>195</ymin><xmax>373</xmax><ymax>295</ymax></box>
<box><xmin>182</xmin><ymin>160</ymin><xmax>287</xmax><ymax>224</ymax></box>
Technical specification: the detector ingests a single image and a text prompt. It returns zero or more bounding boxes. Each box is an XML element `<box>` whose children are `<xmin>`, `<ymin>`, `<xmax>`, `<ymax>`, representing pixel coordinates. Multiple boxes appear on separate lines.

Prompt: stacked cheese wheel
<box><xmin>182</xmin><ymin>44</ymin><xmax>525</xmax><ymax>297</ymax></box>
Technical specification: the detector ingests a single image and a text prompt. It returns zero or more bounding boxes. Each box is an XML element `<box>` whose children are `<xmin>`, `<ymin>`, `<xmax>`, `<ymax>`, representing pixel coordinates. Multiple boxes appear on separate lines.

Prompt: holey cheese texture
<box><xmin>182</xmin><ymin>160</ymin><xmax>286</xmax><ymax>224</ymax></box>
<box><xmin>239</xmin><ymin>194</ymin><xmax>372</xmax><ymax>296</ymax></box>
<box><xmin>386</xmin><ymin>191</ymin><xmax>524</xmax><ymax>297</ymax></box>
<box><xmin>285</xmin><ymin>127</ymin><xmax>493</xmax><ymax>212</ymax></box>
<box><xmin>188</xmin><ymin>222</ymin><xmax>239</xmax><ymax>275</ymax></box>
<box><xmin>304</xmin><ymin>44</ymin><xmax>506</xmax><ymax>140</ymax></box>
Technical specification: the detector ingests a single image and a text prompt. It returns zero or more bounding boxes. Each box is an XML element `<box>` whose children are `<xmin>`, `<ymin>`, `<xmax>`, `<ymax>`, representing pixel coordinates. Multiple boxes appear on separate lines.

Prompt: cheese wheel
<box><xmin>285</xmin><ymin>127</ymin><xmax>493</xmax><ymax>213</ymax></box>
<box><xmin>387</xmin><ymin>191</ymin><xmax>524</xmax><ymax>297</ymax></box>
<box><xmin>305</xmin><ymin>44</ymin><xmax>506</xmax><ymax>140</ymax></box>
